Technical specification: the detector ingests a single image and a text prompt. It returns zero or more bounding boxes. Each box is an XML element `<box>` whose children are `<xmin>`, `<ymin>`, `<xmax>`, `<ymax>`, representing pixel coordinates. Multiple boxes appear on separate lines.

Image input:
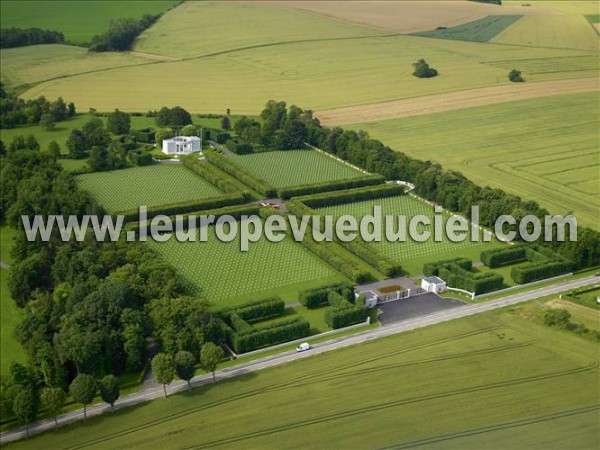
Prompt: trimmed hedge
<box><xmin>482</xmin><ymin>244</ymin><xmax>570</xmax><ymax>284</ymax></box>
<box><xmin>228</xmin><ymin>313</ymin><xmax>254</xmax><ymax>335</ymax></box>
<box><xmin>511</xmin><ymin>261</ymin><xmax>572</xmax><ymax>284</ymax></box>
<box><xmin>299</xmin><ymin>281</ymin><xmax>354</xmax><ymax>309</ymax></box>
<box><xmin>324</xmin><ymin>306</ymin><xmax>368</xmax><ymax>329</ymax></box>
<box><xmin>231</xmin><ymin>317</ymin><xmax>310</xmax><ymax>353</ymax></box>
<box><xmin>126</xmin><ymin>203</ymin><xmax>261</xmax><ymax>232</ymax></box>
<box><xmin>216</xmin><ymin>132</ymin><xmax>230</xmax><ymax>144</ymax></box>
<box><xmin>295</xmin><ymin>226</ymin><xmax>373</xmax><ymax>283</ymax></box>
<box><xmin>220</xmin><ymin>297</ymin><xmax>285</xmax><ymax>323</ymax></box>
<box><xmin>481</xmin><ymin>246</ymin><xmax>526</xmax><ymax>268</ymax></box>
<box><xmin>324</xmin><ymin>290</ymin><xmax>368</xmax><ymax>329</ymax></box>
<box><xmin>424</xmin><ymin>258</ymin><xmax>503</xmax><ymax>295</ymax></box>
<box><xmin>343</xmin><ymin>240</ymin><xmax>402</xmax><ymax>277</ymax></box>
<box><xmin>119</xmin><ymin>192</ymin><xmax>248</xmax><ymax>221</ymax></box>
<box><xmin>204</xmin><ymin>149</ymin><xmax>277</xmax><ymax>197</ymax></box>
<box><xmin>130</xmin><ymin>128</ymin><xmax>155</xmax><ymax>143</ymax></box>
<box><xmin>423</xmin><ymin>258</ymin><xmax>472</xmax><ymax>277</ymax></box>
<box><xmin>278</xmin><ymin>175</ymin><xmax>386</xmax><ymax>199</ymax></box>
<box><xmin>295</xmin><ymin>183</ymin><xmax>405</xmax><ymax>208</ymax></box>
<box><xmin>182</xmin><ymin>157</ymin><xmax>250</xmax><ymax>194</ymax></box>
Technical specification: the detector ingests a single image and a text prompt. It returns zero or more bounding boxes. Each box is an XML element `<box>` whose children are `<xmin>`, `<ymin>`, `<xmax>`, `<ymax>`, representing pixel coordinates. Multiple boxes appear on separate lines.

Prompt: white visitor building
<box><xmin>421</xmin><ymin>276</ymin><xmax>447</xmax><ymax>294</ymax></box>
<box><xmin>162</xmin><ymin>136</ymin><xmax>201</xmax><ymax>155</ymax></box>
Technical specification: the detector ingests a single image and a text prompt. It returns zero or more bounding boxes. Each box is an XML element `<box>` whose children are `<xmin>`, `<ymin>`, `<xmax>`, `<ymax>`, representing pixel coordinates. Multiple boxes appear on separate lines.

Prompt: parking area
<box><xmin>378</xmin><ymin>293</ymin><xmax>466</xmax><ymax>325</ymax></box>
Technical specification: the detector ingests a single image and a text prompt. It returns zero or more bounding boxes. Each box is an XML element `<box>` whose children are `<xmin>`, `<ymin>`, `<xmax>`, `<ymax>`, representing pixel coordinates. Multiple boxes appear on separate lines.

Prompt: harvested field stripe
<box><xmin>316</xmin><ymin>77</ymin><xmax>599</xmax><ymax>125</ymax></box>
<box><xmin>412</xmin><ymin>15</ymin><xmax>524</xmax><ymax>43</ymax></box>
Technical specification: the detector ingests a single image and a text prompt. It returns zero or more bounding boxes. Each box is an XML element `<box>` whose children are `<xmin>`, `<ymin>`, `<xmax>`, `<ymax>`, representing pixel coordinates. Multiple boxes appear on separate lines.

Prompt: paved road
<box><xmin>1</xmin><ymin>275</ymin><xmax>597</xmax><ymax>444</ymax></box>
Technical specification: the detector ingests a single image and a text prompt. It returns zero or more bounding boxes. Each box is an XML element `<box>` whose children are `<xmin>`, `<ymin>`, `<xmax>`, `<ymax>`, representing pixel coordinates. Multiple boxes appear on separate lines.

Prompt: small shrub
<box><xmin>413</xmin><ymin>59</ymin><xmax>438</xmax><ymax>78</ymax></box>
<box><xmin>508</xmin><ymin>69</ymin><xmax>524</xmax><ymax>82</ymax></box>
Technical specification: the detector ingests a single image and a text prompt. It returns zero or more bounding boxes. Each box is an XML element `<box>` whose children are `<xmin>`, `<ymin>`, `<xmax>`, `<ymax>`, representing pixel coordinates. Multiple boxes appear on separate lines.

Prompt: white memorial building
<box><xmin>162</xmin><ymin>136</ymin><xmax>201</xmax><ymax>155</ymax></box>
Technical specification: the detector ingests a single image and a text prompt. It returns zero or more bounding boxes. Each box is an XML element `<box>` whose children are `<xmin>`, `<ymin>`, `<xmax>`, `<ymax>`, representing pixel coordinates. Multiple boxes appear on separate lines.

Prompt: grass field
<box><xmin>230</xmin><ymin>149</ymin><xmax>365</xmax><ymax>188</ymax></box>
<box><xmin>0</xmin><ymin>226</ymin><xmax>18</xmax><ymax>265</ymax></box>
<box><xmin>11</xmin><ymin>303</ymin><xmax>599</xmax><ymax>449</ymax></box>
<box><xmin>0</xmin><ymin>268</ymin><xmax>27</xmax><ymax>376</ymax></box>
<box><xmin>134</xmin><ymin>1</ymin><xmax>380</xmax><ymax>58</ymax></box>
<box><xmin>0</xmin><ymin>44</ymin><xmax>151</xmax><ymax>90</ymax></box>
<box><xmin>566</xmin><ymin>287</ymin><xmax>600</xmax><ymax>310</ymax></box>
<box><xmin>491</xmin><ymin>15</ymin><xmax>600</xmax><ymax>51</ymax></box>
<box><xmin>358</xmin><ymin>92</ymin><xmax>600</xmax><ymax>230</ymax></box>
<box><xmin>0</xmin><ymin>226</ymin><xmax>27</xmax><ymax>376</ymax></box>
<box><xmin>147</xmin><ymin>221</ymin><xmax>347</xmax><ymax>306</ymax></box>
<box><xmin>546</xmin><ymin>298</ymin><xmax>600</xmax><ymax>330</ymax></box>
<box><xmin>77</xmin><ymin>165</ymin><xmax>223</xmax><ymax>213</ymax></box>
<box><xmin>0</xmin><ymin>114</ymin><xmax>96</xmax><ymax>154</ymax></box>
<box><xmin>17</xmin><ymin>31</ymin><xmax>597</xmax><ymax>114</ymax></box>
<box><xmin>0</xmin><ymin>1</ymin><xmax>177</xmax><ymax>43</ymax></box>
<box><xmin>413</xmin><ymin>15</ymin><xmax>524</xmax><ymax>42</ymax></box>
<box><xmin>314</xmin><ymin>194</ymin><xmax>504</xmax><ymax>275</ymax></box>
<box><xmin>505</xmin><ymin>1</ymin><xmax>600</xmax><ymax>15</ymax></box>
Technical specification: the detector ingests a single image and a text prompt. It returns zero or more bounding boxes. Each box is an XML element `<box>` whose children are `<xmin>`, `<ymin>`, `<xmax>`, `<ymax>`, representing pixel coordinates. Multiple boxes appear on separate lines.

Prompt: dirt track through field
<box><xmin>316</xmin><ymin>77</ymin><xmax>599</xmax><ymax>125</ymax></box>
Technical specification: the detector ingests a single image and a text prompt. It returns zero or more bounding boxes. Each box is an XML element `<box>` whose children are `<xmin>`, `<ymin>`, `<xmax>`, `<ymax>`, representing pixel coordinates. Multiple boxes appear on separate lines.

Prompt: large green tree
<box><xmin>156</xmin><ymin>106</ymin><xmax>192</xmax><ymax>128</ymax></box>
<box><xmin>107</xmin><ymin>109</ymin><xmax>131</xmax><ymax>135</ymax></box>
<box><xmin>99</xmin><ymin>375</ymin><xmax>120</xmax><ymax>412</ymax></box>
<box><xmin>69</xmin><ymin>374</ymin><xmax>97</xmax><ymax>419</ymax></box>
<box><xmin>152</xmin><ymin>353</ymin><xmax>175</xmax><ymax>398</ymax></box>
<box><xmin>40</xmin><ymin>387</ymin><xmax>66</xmax><ymax>429</ymax></box>
<box><xmin>200</xmin><ymin>343</ymin><xmax>224</xmax><ymax>384</ymax></box>
<box><xmin>12</xmin><ymin>386</ymin><xmax>39</xmax><ymax>438</ymax></box>
<box><xmin>175</xmin><ymin>351</ymin><xmax>196</xmax><ymax>391</ymax></box>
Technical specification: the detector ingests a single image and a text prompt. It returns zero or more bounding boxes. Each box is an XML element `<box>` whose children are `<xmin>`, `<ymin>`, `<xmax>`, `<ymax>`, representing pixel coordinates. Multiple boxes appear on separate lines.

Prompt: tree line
<box><xmin>89</xmin><ymin>14</ymin><xmax>161</xmax><ymax>52</ymax></box>
<box><xmin>0</xmin><ymin>86</ymin><xmax>75</xmax><ymax>129</ymax></box>
<box><xmin>0</xmin><ymin>28</ymin><xmax>64</xmax><ymax>48</ymax></box>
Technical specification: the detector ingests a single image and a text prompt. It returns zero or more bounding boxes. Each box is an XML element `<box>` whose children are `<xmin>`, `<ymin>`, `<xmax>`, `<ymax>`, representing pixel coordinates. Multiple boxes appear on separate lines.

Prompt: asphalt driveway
<box><xmin>378</xmin><ymin>293</ymin><xmax>466</xmax><ymax>325</ymax></box>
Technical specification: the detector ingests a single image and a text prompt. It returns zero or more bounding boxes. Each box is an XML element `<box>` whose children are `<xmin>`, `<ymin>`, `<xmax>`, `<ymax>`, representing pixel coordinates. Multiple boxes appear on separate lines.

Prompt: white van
<box><xmin>296</xmin><ymin>342</ymin><xmax>310</xmax><ymax>352</ymax></box>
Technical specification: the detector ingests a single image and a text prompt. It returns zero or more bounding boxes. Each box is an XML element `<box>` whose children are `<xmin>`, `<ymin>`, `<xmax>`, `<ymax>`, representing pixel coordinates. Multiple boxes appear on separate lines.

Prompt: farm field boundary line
<box><xmin>316</xmin><ymin>77</ymin><xmax>599</xmax><ymax>125</ymax></box>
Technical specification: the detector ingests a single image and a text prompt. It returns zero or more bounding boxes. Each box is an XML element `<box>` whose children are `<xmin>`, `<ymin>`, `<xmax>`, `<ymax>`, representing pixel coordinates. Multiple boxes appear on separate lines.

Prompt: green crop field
<box><xmin>504</xmin><ymin>1</ymin><xmax>600</xmax><ymax>16</ymax></box>
<box><xmin>20</xmin><ymin>36</ymin><xmax>595</xmax><ymax>114</ymax></box>
<box><xmin>413</xmin><ymin>15</ymin><xmax>524</xmax><ymax>42</ymax></box>
<box><xmin>147</xmin><ymin>221</ymin><xmax>346</xmax><ymax>306</ymax></box>
<box><xmin>11</xmin><ymin>304</ymin><xmax>599</xmax><ymax>449</ymax></box>
<box><xmin>134</xmin><ymin>1</ymin><xmax>380</xmax><ymax>59</ymax></box>
<box><xmin>77</xmin><ymin>165</ymin><xmax>223</xmax><ymax>213</ymax></box>
<box><xmin>15</xmin><ymin>1</ymin><xmax>597</xmax><ymax>115</ymax></box>
<box><xmin>491</xmin><ymin>15</ymin><xmax>600</xmax><ymax>51</ymax></box>
<box><xmin>315</xmin><ymin>194</ymin><xmax>504</xmax><ymax>275</ymax></box>
<box><xmin>359</xmin><ymin>92</ymin><xmax>600</xmax><ymax>230</ymax></box>
<box><xmin>0</xmin><ymin>1</ymin><xmax>178</xmax><ymax>43</ymax></box>
<box><xmin>230</xmin><ymin>150</ymin><xmax>365</xmax><ymax>188</ymax></box>
<box><xmin>0</xmin><ymin>44</ymin><xmax>150</xmax><ymax>90</ymax></box>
